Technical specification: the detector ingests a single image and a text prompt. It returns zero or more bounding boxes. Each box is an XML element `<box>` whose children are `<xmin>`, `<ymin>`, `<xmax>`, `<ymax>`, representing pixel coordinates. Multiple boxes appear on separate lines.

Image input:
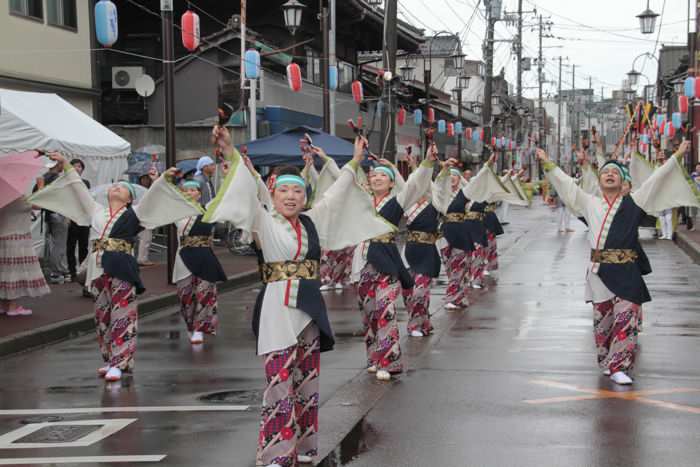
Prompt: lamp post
<box><xmin>637</xmin><ymin>0</ymin><xmax>660</xmax><ymax>34</ymax></box>
<box><xmin>452</xmin><ymin>74</ymin><xmax>471</xmax><ymax>161</ymax></box>
<box><xmin>282</xmin><ymin>0</ymin><xmax>306</xmax><ymax>35</ymax></box>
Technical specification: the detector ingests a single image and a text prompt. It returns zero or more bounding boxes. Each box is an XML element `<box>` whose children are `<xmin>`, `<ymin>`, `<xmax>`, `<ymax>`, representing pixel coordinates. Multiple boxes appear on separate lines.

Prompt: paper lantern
<box><xmin>447</xmin><ymin>122</ymin><xmax>455</xmax><ymax>137</ymax></box>
<box><xmin>472</xmin><ymin>129</ymin><xmax>479</xmax><ymax>143</ymax></box>
<box><xmin>181</xmin><ymin>10</ymin><xmax>200</xmax><ymax>52</ymax></box>
<box><xmin>351</xmin><ymin>81</ymin><xmax>363</xmax><ymax>104</ymax></box>
<box><xmin>397</xmin><ymin>107</ymin><xmax>406</xmax><ymax>126</ymax></box>
<box><xmin>669</xmin><ymin>125</ymin><xmax>676</xmax><ymax>138</ymax></box>
<box><xmin>491</xmin><ymin>136</ymin><xmax>497</xmax><ymax>146</ymax></box>
<box><xmin>660</xmin><ymin>121</ymin><xmax>666</xmax><ymax>133</ymax></box>
<box><xmin>427</xmin><ymin>107</ymin><xmax>435</xmax><ymax>124</ymax></box>
<box><xmin>640</xmin><ymin>134</ymin><xmax>650</xmax><ymax>144</ymax></box>
<box><xmin>679</xmin><ymin>95</ymin><xmax>689</xmax><ymax>113</ymax></box>
<box><xmin>695</xmin><ymin>79</ymin><xmax>700</xmax><ymax>99</ymax></box>
<box><xmin>414</xmin><ymin>109</ymin><xmax>423</xmax><ymax>126</ymax></box>
<box><xmin>438</xmin><ymin>120</ymin><xmax>446</xmax><ymax>134</ymax></box>
<box><xmin>684</xmin><ymin>77</ymin><xmax>696</xmax><ymax>98</ymax></box>
<box><xmin>479</xmin><ymin>128</ymin><xmax>484</xmax><ymax>141</ymax></box>
<box><xmin>466</xmin><ymin>128</ymin><xmax>473</xmax><ymax>140</ymax></box>
<box><xmin>95</xmin><ymin>0</ymin><xmax>118</xmax><ymax>47</ymax></box>
<box><xmin>244</xmin><ymin>50</ymin><xmax>261</xmax><ymax>80</ymax></box>
<box><xmin>455</xmin><ymin>122</ymin><xmax>463</xmax><ymax>134</ymax></box>
<box><xmin>672</xmin><ymin>112</ymin><xmax>682</xmax><ymax>129</ymax></box>
<box><xmin>328</xmin><ymin>66</ymin><xmax>338</xmax><ymax>91</ymax></box>
<box><xmin>287</xmin><ymin>63</ymin><xmax>302</xmax><ymax>92</ymax></box>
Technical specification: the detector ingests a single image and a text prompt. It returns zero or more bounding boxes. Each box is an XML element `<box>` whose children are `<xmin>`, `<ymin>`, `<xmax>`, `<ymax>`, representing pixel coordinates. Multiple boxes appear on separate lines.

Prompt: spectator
<box><xmin>35</xmin><ymin>159</ymin><xmax>70</xmax><ymax>284</ymax></box>
<box><xmin>136</xmin><ymin>167</ymin><xmax>159</xmax><ymax>267</ymax></box>
<box><xmin>66</xmin><ymin>159</ymin><xmax>91</xmax><ymax>283</ymax></box>
<box><xmin>193</xmin><ymin>156</ymin><xmax>218</xmax><ymax>206</ymax></box>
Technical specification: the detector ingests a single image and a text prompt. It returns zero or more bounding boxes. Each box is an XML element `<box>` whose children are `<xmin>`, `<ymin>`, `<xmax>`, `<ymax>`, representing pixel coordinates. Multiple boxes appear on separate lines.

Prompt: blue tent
<box><xmin>240</xmin><ymin>126</ymin><xmax>354</xmax><ymax>167</ymax></box>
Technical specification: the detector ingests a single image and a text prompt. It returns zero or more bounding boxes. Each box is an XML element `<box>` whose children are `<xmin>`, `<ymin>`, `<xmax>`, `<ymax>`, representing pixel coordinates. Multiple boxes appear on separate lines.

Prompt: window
<box><xmin>9</xmin><ymin>0</ymin><xmax>43</xmax><ymax>21</ymax></box>
<box><xmin>47</xmin><ymin>0</ymin><xmax>77</xmax><ymax>30</ymax></box>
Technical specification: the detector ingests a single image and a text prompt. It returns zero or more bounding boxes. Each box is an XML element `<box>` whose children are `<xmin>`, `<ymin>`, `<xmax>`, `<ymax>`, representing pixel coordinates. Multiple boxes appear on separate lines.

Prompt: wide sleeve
<box><xmin>631</xmin><ymin>152</ymin><xmax>700</xmax><ymax>215</ymax></box>
<box><xmin>27</xmin><ymin>168</ymin><xmax>99</xmax><ymax>226</ymax></box>
<box><xmin>430</xmin><ymin>167</ymin><xmax>454</xmax><ymax>214</ymax></box>
<box><xmin>542</xmin><ymin>161</ymin><xmax>593</xmax><ymax>215</ymax></box>
<box><xmin>309</xmin><ymin>157</ymin><xmax>342</xmax><ymax>208</ymax></box>
<box><xmin>202</xmin><ymin>150</ymin><xmax>269</xmax><ymax>234</ymax></box>
<box><xmin>396</xmin><ymin>160</ymin><xmax>435</xmax><ymax>209</ymax></box>
<box><xmin>134</xmin><ymin>174</ymin><xmax>204</xmax><ymax>229</ymax></box>
<box><xmin>580</xmin><ymin>162</ymin><xmax>601</xmax><ymax>197</ymax></box>
<box><xmin>595</xmin><ymin>147</ymin><xmax>607</xmax><ymax>168</ymax></box>
<box><xmin>301</xmin><ymin>163</ymin><xmax>320</xmax><ymax>190</ymax></box>
<box><xmin>629</xmin><ymin>151</ymin><xmax>654</xmax><ymax>189</ymax></box>
<box><xmin>307</xmin><ymin>160</ymin><xmax>395</xmax><ymax>251</ymax></box>
<box><xmin>462</xmin><ymin>163</ymin><xmax>513</xmax><ymax>204</ymax></box>
<box><xmin>511</xmin><ymin>175</ymin><xmax>529</xmax><ymax>202</ymax></box>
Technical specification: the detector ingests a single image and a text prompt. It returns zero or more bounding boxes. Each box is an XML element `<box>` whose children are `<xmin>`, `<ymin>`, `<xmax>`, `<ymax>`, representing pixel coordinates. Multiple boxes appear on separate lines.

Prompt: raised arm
<box><xmin>396</xmin><ymin>144</ymin><xmax>438</xmax><ymax>209</ymax></box>
<box><xmin>631</xmin><ymin>140</ymin><xmax>700</xmax><ymax>214</ymax></box>
<box><xmin>430</xmin><ymin>160</ymin><xmax>460</xmax><ymax>214</ymax></box>
<box><xmin>629</xmin><ymin>151</ymin><xmax>653</xmax><ymax>189</ymax></box>
<box><xmin>307</xmin><ymin>146</ymin><xmax>342</xmax><ymax>207</ymax></box>
<box><xmin>134</xmin><ymin>168</ymin><xmax>203</xmax><ymax>229</ymax></box>
<box><xmin>27</xmin><ymin>153</ymin><xmax>99</xmax><ymax>226</ymax></box>
<box><xmin>462</xmin><ymin>153</ymin><xmax>512</xmax><ymax>203</ymax></box>
<box><xmin>537</xmin><ymin>148</ymin><xmax>593</xmax><ymax>215</ymax></box>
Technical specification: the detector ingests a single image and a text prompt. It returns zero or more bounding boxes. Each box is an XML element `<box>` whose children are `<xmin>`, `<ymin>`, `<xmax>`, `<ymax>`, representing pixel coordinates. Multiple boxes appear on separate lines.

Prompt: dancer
<box><xmin>29</xmin><ymin>153</ymin><xmax>202</xmax><ymax>382</ymax></box>
<box><xmin>354</xmin><ymin>145</ymin><xmax>438</xmax><ymax>381</ymax></box>
<box><xmin>537</xmin><ymin>141</ymin><xmax>700</xmax><ymax>385</ymax></box>
<box><xmin>205</xmin><ymin>127</ymin><xmax>392</xmax><ymax>467</ymax></box>
<box><xmin>301</xmin><ymin>147</ymin><xmax>355</xmax><ymax>292</ymax></box>
<box><xmin>174</xmin><ymin>180</ymin><xmax>227</xmax><ymax>345</ymax></box>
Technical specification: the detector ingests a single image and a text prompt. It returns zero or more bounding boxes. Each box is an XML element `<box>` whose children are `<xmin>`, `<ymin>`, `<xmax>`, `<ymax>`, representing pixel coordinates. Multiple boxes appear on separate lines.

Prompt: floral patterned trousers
<box><xmin>442</xmin><ymin>246</ymin><xmax>471</xmax><ymax>307</ymax></box>
<box><xmin>593</xmin><ymin>298</ymin><xmax>641</xmax><ymax>374</ymax></box>
<box><xmin>320</xmin><ymin>246</ymin><xmax>355</xmax><ymax>286</ymax></box>
<box><xmin>257</xmin><ymin>324</ymin><xmax>320</xmax><ymax>467</ymax></box>
<box><xmin>469</xmin><ymin>244</ymin><xmax>487</xmax><ymax>286</ymax></box>
<box><xmin>93</xmin><ymin>274</ymin><xmax>137</xmax><ymax>372</ymax></box>
<box><xmin>486</xmin><ymin>232</ymin><xmax>498</xmax><ymax>272</ymax></box>
<box><xmin>402</xmin><ymin>272</ymin><xmax>434</xmax><ymax>335</ymax></box>
<box><xmin>357</xmin><ymin>264</ymin><xmax>403</xmax><ymax>373</ymax></box>
<box><xmin>176</xmin><ymin>275</ymin><xmax>219</xmax><ymax>334</ymax></box>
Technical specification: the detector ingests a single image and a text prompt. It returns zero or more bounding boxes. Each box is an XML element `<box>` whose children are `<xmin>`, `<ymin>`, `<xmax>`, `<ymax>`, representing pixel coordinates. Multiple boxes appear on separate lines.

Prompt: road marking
<box><xmin>0</xmin><ymin>405</ymin><xmax>249</xmax><ymax>416</ymax></box>
<box><xmin>0</xmin><ymin>419</ymin><xmax>136</xmax><ymax>449</ymax></box>
<box><xmin>0</xmin><ymin>456</ymin><xmax>166</xmax><ymax>464</ymax></box>
<box><xmin>525</xmin><ymin>379</ymin><xmax>700</xmax><ymax>414</ymax></box>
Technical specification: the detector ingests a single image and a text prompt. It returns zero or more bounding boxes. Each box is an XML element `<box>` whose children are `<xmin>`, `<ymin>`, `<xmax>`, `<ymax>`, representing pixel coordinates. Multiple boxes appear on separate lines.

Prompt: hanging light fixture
<box><xmin>458</xmin><ymin>75</ymin><xmax>471</xmax><ymax>90</ymax></box>
<box><xmin>627</xmin><ymin>68</ymin><xmax>641</xmax><ymax>87</ymax></box>
<box><xmin>367</xmin><ymin>0</ymin><xmax>383</xmax><ymax>5</ymax></box>
<box><xmin>451</xmin><ymin>53</ymin><xmax>466</xmax><ymax>71</ymax></box>
<box><xmin>451</xmin><ymin>87</ymin><xmax>461</xmax><ymax>102</ymax></box>
<box><xmin>282</xmin><ymin>0</ymin><xmax>306</xmax><ymax>36</ymax></box>
<box><xmin>637</xmin><ymin>1</ymin><xmax>659</xmax><ymax>35</ymax></box>
<box><xmin>472</xmin><ymin>101</ymin><xmax>482</xmax><ymax>114</ymax></box>
<box><xmin>400</xmin><ymin>64</ymin><xmax>416</xmax><ymax>82</ymax></box>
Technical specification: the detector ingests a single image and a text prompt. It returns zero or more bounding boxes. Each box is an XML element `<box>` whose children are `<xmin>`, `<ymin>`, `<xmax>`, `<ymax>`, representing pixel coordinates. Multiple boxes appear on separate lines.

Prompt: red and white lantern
<box><xmin>447</xmin><ymin>122</ymin><xmax>454</xmax><ymax>137</ymax></box>
<box><xmin>466</xmin><ymin>128</ymin><xmax>473</xmax><ymax>139</ymax></box>
<box><xmin>181</xmin><ymin>10</ymin><xmax>200</xmax><ymax>52</ymax></box>
<box><xmin>397</xmin><ymin>107</ymin><xmax>406</xmax><ymax>126</ymax></box>
<box><xmin>679</xmin><ymin>95</ymin><xmax>689</xmax><ymax>113</ymax></box>
<box><xmin>352</xmin><ymin>81</ymin><xmax>364</xmax><ymax>104</ymax></box>
<box><xmin>427</xmin><ymin>107</ymin><xmax>435</xmax><ymax>124</ymax></box>
<box><xmin>287</xmin><ymin>63</ymin><xmax>302</xmax><ymax>92</ymax></box>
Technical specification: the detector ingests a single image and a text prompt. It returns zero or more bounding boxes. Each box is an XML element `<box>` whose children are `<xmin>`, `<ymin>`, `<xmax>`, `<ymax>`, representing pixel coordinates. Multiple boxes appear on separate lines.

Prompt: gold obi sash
<box><xmin>464</xmin><ymin>212</ymin><xmax>485</xmax><ymax>221</ymax></box>
<box><xmin>370</xmin><ymin>232</ymin><xmax>397</xmax><ymax>244</ymax></box>
<box><xmin>444</xmin><ymin>213</ymin><xmax>465</xmax><ymax>223</ymax></box>
<box><xmin>92</xmin><ymin>238</ymin><xmax>133</xmax><ymax>254</ymax></box>
<box><xmin>485</xmin><ymin>205</ymin><xmax>496</xmax><ymax>213</ymax></box>
<box><xmin>407</xmin><ymin>231</ymin><xmax>439</xmax><ymax>244</ymax></box>
<box><xmin>180</xmin><ymin>235</ymin><xmax>214</xmax><ymax>248</ymax></box>
<box><xmin>260</xmin><ymin>259</ymin><xmax>320</xmax><ymax>283</ymax></box>
<box><xmin>590</xmin><ymin>249</ymin><xmax>638</xmax><ymax>264</ymax></box>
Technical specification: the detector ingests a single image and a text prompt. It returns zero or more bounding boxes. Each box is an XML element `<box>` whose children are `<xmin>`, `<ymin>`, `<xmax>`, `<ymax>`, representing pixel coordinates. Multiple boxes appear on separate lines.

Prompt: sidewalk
<box><xmin>676</xmin><ymin>228</ymin><xmax>700</xmax><ymax>264</ymax></box>
<box><xmin>0</xmin><ymin>248</ymin><xmax>260</xmax><ymax>357</ymax></box>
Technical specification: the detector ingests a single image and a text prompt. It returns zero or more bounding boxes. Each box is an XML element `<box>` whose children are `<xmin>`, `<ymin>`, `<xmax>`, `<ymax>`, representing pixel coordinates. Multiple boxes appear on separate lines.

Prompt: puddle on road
<box><xmin>318</xmin><ymin>418</ymin><xmax>376</xmax><ymax>466</ymax></box>
<box><xmin>138</xmin><ymin>330</ymin><xmax>182</xmax><ymax>340</ymax></box>
<box><xmin>199</xmin><ymin>389</ymin><xmax>261</xmax><ymax>406</ymax></box>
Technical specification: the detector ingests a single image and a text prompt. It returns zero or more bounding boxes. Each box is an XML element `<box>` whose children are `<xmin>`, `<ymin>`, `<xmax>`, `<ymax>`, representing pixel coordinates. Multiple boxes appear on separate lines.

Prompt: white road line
<box><xmin>0</xmin><ymin>456</ymin><xmax>166</xmax><ymax>464</ymax></box>
<box><xmin>0</xmin><ymin>405</ymin><xmax>249</xmax><ymax>416</ymax></box>
<box><xmin>0</xmin><ymin>419</ymin><xmax>136</xmax><ymax>449</ymax></box>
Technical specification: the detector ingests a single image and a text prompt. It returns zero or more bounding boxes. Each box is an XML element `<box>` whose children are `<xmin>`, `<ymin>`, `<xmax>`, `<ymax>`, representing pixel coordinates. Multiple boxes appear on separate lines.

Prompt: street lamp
<box><xmin>472</xmin><ymin>101</ymin><xmax>483</xmax><ymax>114</ymax></box>
<box><xmin>458</xmin><ymin>74</ymin><xmax>471</xmax><ymax>90</ymax></box>
<box><xmin>451</xmin><ymin>53</ymin><xmax>466</xmax><ymax>72</ymax></box>
<box><xmin>400</xmin><ymin>64</ymin><xmax>416</xmax><ymax>82</ymax></box>
<box><xmin>637</xmin><ymin>0</ymin><xmax>659</xmax><ymax>35</ymax></box>
<box><xmin>282</xmin><ymin>0</ymin><xmax>306</xmax><ymax>36</ymax></box>
<box><xmin>367</xmin><ymin>0</ymin><xmax>383</xmax><ymax>5</ymax></box>
<box><xmin>627</xmin><ymin>68</ymin><xmax>641</xmax><ymax>87</ymax></box>
<box><xmin>625</xmin><ymin>89</ymin><xmax>637</xmax><ymax>101</ymax></box>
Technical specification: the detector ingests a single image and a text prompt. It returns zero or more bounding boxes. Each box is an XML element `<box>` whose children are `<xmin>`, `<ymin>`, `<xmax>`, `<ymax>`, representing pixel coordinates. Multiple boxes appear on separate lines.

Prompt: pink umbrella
<box><xmin>0</xmin><ymin>151</ymin><xmax>45</xmax><ymax>210</ymax></box>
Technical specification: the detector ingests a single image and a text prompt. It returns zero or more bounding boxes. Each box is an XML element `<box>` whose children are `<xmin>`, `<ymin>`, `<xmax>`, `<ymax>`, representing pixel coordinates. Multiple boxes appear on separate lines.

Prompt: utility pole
<box><xmin>571</xmin><ymin>64</ymin><xmax>577</xmax><ymax>152</ymax></box>
<box><xmin>380</xmin><ymin>0</ymin><xmax>398</xmax><ymax>161</ymax></box>
<box><xmin>588</xmin><ymin>75</ymin><xmax>593</xmax><ymax>130</ymax></box>
<box><xmin>537</xmin><ymin>15</ymin><xmax>544</xmax><ymax>150</ymax></box>
<box><xmin>557</xmin><ymin>56</ymin><xmax>563</xmax><ymax>164</ymax></box>
<box><xmin>516</xmin><ymin>0</ymin><xmax>523</xmax><ymax>108</ymax></box>
<box><xmin>600</xmin><ymin>85</ymin><xmax>606</xmax><ymax>153</ymax></box>
<box><xmin>320</xmin><ymin>0</ymin><xmax>330</xmax><ymax>133</ymax></box>
<box><xmin>240</xmin><ymin>0</ymin><xmax>246</xmax><ymax>118</ymax></box>
<box><xmin>161</xmin><ymin>0</ymin><xmax>177</xmax><ymax>284</ymax></box>
<box><xmin>329</xmin><ymin>0</ymin><xmax>336</xmax><ymax>135</ymax></box>
<box><xmin>482</xmin><ymin>2</ymin><xmax>496</xmax><ymax>162</ymax></box>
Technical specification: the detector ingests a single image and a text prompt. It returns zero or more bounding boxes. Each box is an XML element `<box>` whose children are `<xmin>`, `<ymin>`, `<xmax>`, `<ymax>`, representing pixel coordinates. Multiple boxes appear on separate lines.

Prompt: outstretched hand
<box><xmin>425</xmin><ymin>143</ymin><xmax>439</xmax><ymax>161</ymax></box>
<box><xmin>352</xmin><ymin>136</ymin><xmax>369</xmax><ymax>164</ymax></box>
<box><xmin>212</xmin><ymin>125</ymin><xmax>233</xmax><ymax>154</ymax></box>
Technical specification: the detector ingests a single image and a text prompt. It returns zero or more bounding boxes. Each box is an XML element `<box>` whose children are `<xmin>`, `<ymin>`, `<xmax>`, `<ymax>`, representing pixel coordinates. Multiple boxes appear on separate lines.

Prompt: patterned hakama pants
<box><xmin>357</xmin><ymin>264</ymin><xmax>403</xmax><ymax>373</ymax></box>
<box><xmin>320</xmin><ymin>246</ymin><xmax>355</xmax><ymax>286</ymax></box>
<box><xmin>593</xmin><ymin>298</ymin><xmax>641</xmax><ymax>373</ymax></box>
<box><xmin>93</xmin><ymin>274</ymin><xmax>137</xmax><ymax>372</ymax></box>
<box><xmin>442</xmin><ymin>246</ymin><xmax>470</xmax><ymax>307</ymax></box>
<box><xmin>469</xmin><ymin>244</ymin><xmax>486</xmax><ymax>286</ymax></box>
<box><xmin>176</xmin><ymin>275</ymin><xmax>219</xmax><ymax>334</ymax></box>
<box><xmin>402</xmin><ymin>272</ymin><xmax>434</xmax><ymax>335</ymax></box>
<box><xmin>257</xmin><ymin>324</ymin><xmax>320</xmax><ymax>467</ymax></box>
<box><xmin>486</xmin><ymin>232</ymin><xmax>498</xmax><ymax>272</ymax></box>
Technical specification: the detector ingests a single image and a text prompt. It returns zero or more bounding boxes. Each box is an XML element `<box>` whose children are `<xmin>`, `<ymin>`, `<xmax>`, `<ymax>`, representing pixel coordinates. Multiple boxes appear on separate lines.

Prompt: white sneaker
<box><xmin>335</xmin><ymin>283</ymin><xmax>344</xmax><ymax>290</ymax></box>
<box><xmin>410</xmin><ymin>330</ymin><xmax>424</xmax><ymax>337</ymax></box>
<box><xmin>104</xmin><ymin>367</ymin><xmax>122</xmax><ymax>382</ymax></box>
<box><xmin>471</xmin><ymin>283</ymin><xmax>483</xmax><ymax>289</ymax></box>
<box><xmin>297</xmin><ymin>455</ymin><xmax>313</xmax><ymax>464</ymax></box>
<box><xmin>610</xmin><ymin>371</ymin><xmax>633</xmax><ymax>385</ymax></box>
<box><xmin>367</xmin><ymin>365</ymin><xmax>377</xmax><ymax>374</ymax></box>
<box><xmin>445</xmin><ymin>302</ymin><xmax>461</xmax><ymax>310</ymax></box>
<box><xmin>376</xmin><ymin>370</ymin><xmax>391</xmax><ymax>381</ymax></box>
<box><xmin>97</xmin><ymin>366</ymin><xmax>111</xmax><ymax>377</ymax></box>
<box><xmin>319</xmin><ymin>284</ymin><xmax>333</xmax><ymax>292</ymax></box>
<box><xmin>602</xmin><ymin>368</ymin><xmax>611</xmax><ymax>376</ymax></box>
<box><xmin>190</xmin><ymin>331</ymin><xmax>204</xmax><ymax>344</ymax></box>
<box><xmin>266</xmin><ymin>464</ymin><xmax>283</xmax><ymax>467</ymax></box>
<box><xmin>483</xmin><ymin>270</ymin><xmax>491</xmax><ymax>276</ymax></box>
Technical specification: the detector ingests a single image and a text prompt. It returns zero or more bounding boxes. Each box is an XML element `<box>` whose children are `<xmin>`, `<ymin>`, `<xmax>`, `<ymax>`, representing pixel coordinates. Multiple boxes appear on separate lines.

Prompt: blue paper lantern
<box><xmin>655</xmin><ymin>114</ymin><xmax>664</xmax><ymax>127</ymax></box>
<box><xmin>455</xmin><ymin>122</ymin><xmax>463</xmax><ymax>134</ymax></box>
<box><xmin>672</xmin><ymin>112</ymin><xmax>682</xmax><ymax>129</ymax></box>
<box><xmin>472</xmin><ymin>129</ymin><xmax>479</xmax><ymax>142</ymax></box>
<box><xmin>95</xmin><ymin>0</ymin><xmax>118</xmax><ymax>47</ymax></box>
<box><xmin>244</xmin><ymin>50</ymin><xmax>261</xmax><ymax>79</ymax></box>
<box><xmin>328</xmin><ymin>66</ymin><xmax>338</xmax><ymax>91</ymax></box>
<box><xmin>414</xmin><ymin>109</ymin><xmax>423</xmax><ymax>126</ymax></box>
<box><xmin>640</xmin><ymin>134</ymin><xmax>650</xmax><ymax>144</ymax></box>
<box><xmin>684</xmin><ymin>77</ymin><xmax>696</xmax><ymax>98</ymax></box>
<box><xmin>438</xmin><ymin>120</ymin><xmax>446</xmax><ymax>133</ymax></box>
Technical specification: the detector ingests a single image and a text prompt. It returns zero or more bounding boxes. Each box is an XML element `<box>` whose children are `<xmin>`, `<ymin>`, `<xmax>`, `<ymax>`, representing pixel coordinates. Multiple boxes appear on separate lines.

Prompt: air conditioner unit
<box><xmin>112</xmin><ymin>66</ymin><xmax>145</xmax><ymax>90</ymax></box>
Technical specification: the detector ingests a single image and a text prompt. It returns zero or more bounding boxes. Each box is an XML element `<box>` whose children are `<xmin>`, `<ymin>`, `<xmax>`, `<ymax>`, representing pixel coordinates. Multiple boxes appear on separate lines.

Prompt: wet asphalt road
<box><xmin>1</xmin><ymin>203</ymin><xmax>699</xmax><ymax>467</ymax></box>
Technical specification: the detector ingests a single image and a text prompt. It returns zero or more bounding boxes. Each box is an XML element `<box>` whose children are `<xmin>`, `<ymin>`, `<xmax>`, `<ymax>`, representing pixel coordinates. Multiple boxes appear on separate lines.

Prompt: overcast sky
<box><xmin>398</xmin><ymin>0</ymin><xmax>691</xmax><ymax>100</ymax></box>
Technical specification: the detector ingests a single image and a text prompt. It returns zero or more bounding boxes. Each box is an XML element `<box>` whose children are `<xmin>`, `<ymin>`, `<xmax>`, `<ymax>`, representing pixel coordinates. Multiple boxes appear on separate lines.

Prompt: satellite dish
<box><xmin>135</xmin><ymin>74</ymin><xmax>155</xmax><ymax>97</ymax></box>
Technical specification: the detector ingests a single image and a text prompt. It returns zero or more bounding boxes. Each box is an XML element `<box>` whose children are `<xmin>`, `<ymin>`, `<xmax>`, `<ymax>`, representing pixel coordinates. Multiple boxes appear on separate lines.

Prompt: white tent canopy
<box><xmin>0</xmin><ymin>88</ymin><xmax>130</xmax><ymax>186</ymax></box>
